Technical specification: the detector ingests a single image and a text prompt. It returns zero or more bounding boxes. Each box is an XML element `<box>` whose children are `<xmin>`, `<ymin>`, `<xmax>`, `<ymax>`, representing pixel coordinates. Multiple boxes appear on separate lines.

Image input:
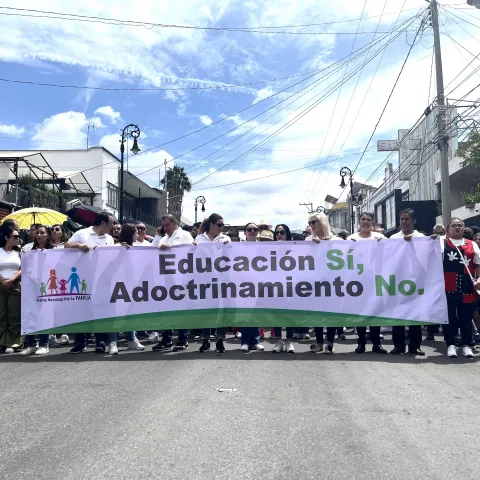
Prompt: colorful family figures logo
<box><xmin>39</xmin><ymin>267</ymin><xmax>90</xmax><ymax>297</ymax></box>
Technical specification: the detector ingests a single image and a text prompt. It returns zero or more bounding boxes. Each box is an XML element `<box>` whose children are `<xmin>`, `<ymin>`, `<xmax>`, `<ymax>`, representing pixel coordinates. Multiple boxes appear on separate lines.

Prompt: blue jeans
<box><xmin>162</xmin><ymin>329</ymin><xmax>188</xmax><ymax>344</ymax></box>
<box><xmin>25</xmin><ymin>334</ymin><xmax>49</xmax><ymax>347</ymax></box>
<box><xmin>240</xmin><ymin>327</ymin><xmax>260</xmax><ymax>346</ymax></box>
<box><xmin>273</xmin><ymin>327</ymin><xmax>295</xmax><ymax>339</ymax></box>
<box><xmin>109</xmin><ymin>332</ymin><xmax>136</xmax><ymax>343</ymax></box>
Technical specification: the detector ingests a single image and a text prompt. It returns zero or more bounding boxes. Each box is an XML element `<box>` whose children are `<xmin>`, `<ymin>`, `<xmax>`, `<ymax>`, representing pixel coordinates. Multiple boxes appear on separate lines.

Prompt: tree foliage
<box><xmin>456</xmin><ymin>132</ymin><xmax>480</xmax><ymax>205</ymax></box>
<box><xmin>160</xmin><ymin>165</ymin><xmax>192</xmax><ymax>221</ymax></box>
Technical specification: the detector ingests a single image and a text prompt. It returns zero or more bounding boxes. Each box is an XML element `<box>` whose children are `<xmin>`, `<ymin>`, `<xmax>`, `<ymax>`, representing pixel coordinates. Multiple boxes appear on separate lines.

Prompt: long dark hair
<box><xmin>199</xmin><ymin>213</ymin><xmax>223</xmax><ymax>234</ymax></box>
<box><xmin>0</xmin><ymin>226</ymin><xmax>20</xmax><ymax>251</ymax></box>
<box><xmin>119</xmin><ymin>224</ymin><xmax>137</xmax><ymax>246</ymax></box>
<box><xmin>274</xmin><ymin>224</ymin><xmax>292</xmax><ymax>241</ymax></box>
<box><xmin>33</xmin><ymin>225</ymin><xmax>53</xmax><ymax>250</ymax></box>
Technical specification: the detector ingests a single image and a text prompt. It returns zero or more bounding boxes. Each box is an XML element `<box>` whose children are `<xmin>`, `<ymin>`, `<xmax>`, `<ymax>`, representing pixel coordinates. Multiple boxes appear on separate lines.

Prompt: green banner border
<box><xmin>27</xmin><ymin>308</ymin><xmax>438</xmax><ymax>334</ymax></box>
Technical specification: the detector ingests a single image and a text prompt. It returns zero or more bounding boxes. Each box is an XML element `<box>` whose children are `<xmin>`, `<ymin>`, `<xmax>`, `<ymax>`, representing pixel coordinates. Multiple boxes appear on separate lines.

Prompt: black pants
<box><xmin>392</xmin><ymin>325</ymin><xmax>422</xmax><ymax>352</ymax></box>
<box><xmin>356</xmin><ymin>326</ymin><xmax>381</xmax><ymax>345</ymax></box>
<box><xmin>443</xmin><ymin>298</ymin><xmax>475</xmax><ymax>347</ymax></box>
<box><xmin>426</xmin><ymin>324</ymin><xmax>440</xmax><ymax>336</ymax></box>
<box><xmin>314</xmin><ymin>327</ymin><xmax>336</xmax><ymax>344</ymax></box>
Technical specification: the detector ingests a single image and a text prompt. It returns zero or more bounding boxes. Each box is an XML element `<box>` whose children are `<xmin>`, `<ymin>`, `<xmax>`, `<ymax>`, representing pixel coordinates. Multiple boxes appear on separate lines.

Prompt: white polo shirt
<box><xmin>67</xmin><ymin>226</ymin><xmax>114</xmax><ymax>248</ymax></box>
<box><xmin>133</xmin><ymin>239</ymin><xmax>151</xmax><ymax>247</ymax></box>
<box><xmin>347</xmin><ymin>232</ymin><xmax>385</xmax><ymax>241</ymax></box>
<box><xmin>390</xmin><ymin>230</ymin><xmax>425</xmax><ymax>238</ymax></box>
<box><xmin>195</xmin><ymin>232</ymin><xmax>231</xmax><ymax>243</ymax></box>
<box><xmin>158</xmin><ymin>228</ymin><xmax>194</xmax><ymax>246</ymax></box>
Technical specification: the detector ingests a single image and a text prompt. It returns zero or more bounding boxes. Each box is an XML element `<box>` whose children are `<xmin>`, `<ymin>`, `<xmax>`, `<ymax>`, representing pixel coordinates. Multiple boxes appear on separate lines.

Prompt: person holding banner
<box><xmin>65</xmin><ymin>212</ymin><xmax>115</xmax><ymax>354</ymax></box>
<box><xmin>347</xmin><ymin>212</ymin><xmax>387</xmax><ymax>354</ymax></box>
<box><xmin>305</xmin><ymin>212</ymin><xmax>340</xmax><ymax>354</ymax></box>
<box><xmin>389</xmin><ymin>209</ymin><xmax>425</xmax><ymax>356</ymax></box>
<box><xmin>152</xmin><ymin>214</ymin><xmax>194</xmax><ymax>352</ymax></box>
<box><xmin>439</xmin><ymin>218</ymin><xmax>480</xmax><ymax>358</ymax></box>
<box><xmin>239</xmin><ymin>222</ymin><xmax>264</xmax><ymax>352</ymax></box>
<box><xmin>196</xmin><ymin>213</ymin><xmax>231</xmax><ymax>353</ymax></box>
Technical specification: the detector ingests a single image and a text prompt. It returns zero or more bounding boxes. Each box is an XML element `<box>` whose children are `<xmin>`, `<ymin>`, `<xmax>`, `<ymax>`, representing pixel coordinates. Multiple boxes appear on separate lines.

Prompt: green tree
<box><xmin>160</xmin><ymin>165</ymin><xmax>192</xmax><ymax>222</ymax></box>
<box><xmin>456</xmin><ymin>132</ymin><xmax>480</xmax><ymax>205</ymax></box>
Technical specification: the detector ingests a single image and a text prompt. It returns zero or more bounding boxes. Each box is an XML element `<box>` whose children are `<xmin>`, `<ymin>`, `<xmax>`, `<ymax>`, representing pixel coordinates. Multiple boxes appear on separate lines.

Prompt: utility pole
<box><xmin>164</xmin><ymin>159</ymin><xmax>169</xmax><ymax>213</ymax></box>
<box><xmin>299</xmin><ymin>202</ymin><xmax>313</xmax><ymax>213</ymax></box>
<box><xmin>431</xmin><ymin>0</ymin><xmax>451</xmax><ymax>224</ymax></box>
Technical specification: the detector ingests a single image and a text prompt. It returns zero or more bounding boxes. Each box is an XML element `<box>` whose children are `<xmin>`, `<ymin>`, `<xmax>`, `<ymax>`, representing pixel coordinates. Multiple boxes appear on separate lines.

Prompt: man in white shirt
<box><xmin>152</xmin><ymin>214</ymin><xmax>194</xmax><ymax>352</ymax></box>
<box><xmin>22</xmin><ymin>223</ymin><xmax>41</xmax><ymax>253</ymax></box>
<box><xmin>133</xmin><ymin>223</ymin><xmax>151</xmax><ymax>247</ymax></box>
<box><xmin>390</xmin><ymin>209</ymin><xmax>425</xmax><ymax>356</ymax></box>
<box><xmin>65</xmin><ymin>211</ymin><xmax>115</xmax><ymax>353</ymax></box>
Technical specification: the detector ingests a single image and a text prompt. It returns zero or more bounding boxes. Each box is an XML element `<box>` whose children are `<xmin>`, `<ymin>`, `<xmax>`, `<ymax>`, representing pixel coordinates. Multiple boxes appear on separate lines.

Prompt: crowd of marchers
<box><xmin>0</xmin><ymin>208</ymin><xmax>479</xmax><ymax>358</ymax></box>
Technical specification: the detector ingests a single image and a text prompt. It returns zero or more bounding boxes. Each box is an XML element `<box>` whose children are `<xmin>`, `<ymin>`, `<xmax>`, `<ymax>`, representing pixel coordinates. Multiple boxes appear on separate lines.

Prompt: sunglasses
<box><xmin>246</xmin><ymin>227</ymin><xmax>258</xmax><ymax>233</ymax></box>
<box><xmin>215</xmin><ymin>223</ymin><xmax>225</xmax><ymax>228</ymax></box>
<box><xmin>137</xmin><ymin>226</ymin><xmax>146</xmax><ymax>231</ymax></box>
<box><xmin>258</xmin><ymin>225</ymin><xmax>269</xmax><ymax>231</ymax></box>
<box><xmin>9</xmin><ymin>235</ymin><xmax>20</xmax><ymax>239</ymax></box>
<box><xmin>52</xmin><ymin>227</ymin><xmax>62</xmax><ymax>233</ymax></box>
<box><xmin>276</xmin><ymin>230</ymin><xmax>286</xmax><ymax>236</ymax></box>
<box><xmin>308</xmin><ymin>220</ymin><xmax>318</xmax><ymax>226</ymax></box>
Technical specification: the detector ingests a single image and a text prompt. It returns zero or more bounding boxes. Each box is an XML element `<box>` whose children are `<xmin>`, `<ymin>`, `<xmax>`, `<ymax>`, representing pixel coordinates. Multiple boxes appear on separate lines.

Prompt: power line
<box><xmin>330</xmin><ymin>12</ymin><xmax>425</xmax><ymax>209</ymax></box>
<box><xmin>0</xmin><ymin>5</ymin><xmax>420</xmax><ymax>33</ymax></box>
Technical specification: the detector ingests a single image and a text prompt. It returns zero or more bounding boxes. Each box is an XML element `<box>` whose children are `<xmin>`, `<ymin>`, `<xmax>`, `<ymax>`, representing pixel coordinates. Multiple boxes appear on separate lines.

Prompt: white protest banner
<box><xmin>21</xmin><ymin>238</ymin><xmax>448</xmax><ymax>334</ymax></box>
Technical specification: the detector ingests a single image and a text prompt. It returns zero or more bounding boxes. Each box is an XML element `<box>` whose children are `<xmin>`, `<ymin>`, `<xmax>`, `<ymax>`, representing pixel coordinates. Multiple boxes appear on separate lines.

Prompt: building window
<box><xmin>402</xmin><ymin>190</ymin><xmax>409</xmax><ymax>202</ymax></box>
<box><xmin>385</xmin><ymin>195</ymin><xmax>395</xmax><ymax>230</ymax></box>
<box><xmin>376</xmin><ymin>204</ymin><xmax>383</xmax><ymax>226</ymax></box>
<box><xmin>107</xmin><ymin>182</ymin><xmax>118</xmax><ymax>210</ymax></box>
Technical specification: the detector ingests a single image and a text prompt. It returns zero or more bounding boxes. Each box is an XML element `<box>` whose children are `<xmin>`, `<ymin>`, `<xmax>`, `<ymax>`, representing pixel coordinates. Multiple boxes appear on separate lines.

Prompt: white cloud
<box><xmin>94</xmin><ymin>105</ymin><xmax>122</xmax><ymax>124</ymax></box>
<box><xmin>0</xmin><ymin>124</ymin><xmax>25</xmax><ymax>137</ymax></box>
<box><xmin>199</xmin><ymin>115</ymin><xmax>213</xmax><ymax>126</ymax></box>
<box><xmin>31</xmin><ymin>111</ymin><xmax>89</xmax><ymax>149</ymax></box>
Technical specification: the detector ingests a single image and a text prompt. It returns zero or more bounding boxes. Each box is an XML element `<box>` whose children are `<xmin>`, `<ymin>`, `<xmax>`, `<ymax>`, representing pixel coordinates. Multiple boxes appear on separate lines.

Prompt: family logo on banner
<box><xmin>21</xmin><ymin>238</ymin><xmax>448</xmax><ymax>334</ymax></box>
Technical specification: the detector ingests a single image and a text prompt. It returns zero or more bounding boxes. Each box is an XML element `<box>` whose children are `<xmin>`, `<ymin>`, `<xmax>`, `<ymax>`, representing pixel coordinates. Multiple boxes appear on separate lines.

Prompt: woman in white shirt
<box><xmin>51</xmin><ymin>223</ymin><xmax>69</xmax><ymax>249</ymax></box>
<box><xmin>196</xmin><ymin>214</ymin><xmax>231</xmax><ymax>353</ymax></box>
<box><xmin>0</xmin><ymin>227</ymin><xmax>22</xmax><ymax>353</ymax></box>
<box><xmin>306</xmin><ymin>212</ymin><xmax>340</xmax><ymax>354</ymax></box>
<box><xmin>347</xmin><ymin>211</ymin><xmax>387</xmax><ymax>354</ymax></box>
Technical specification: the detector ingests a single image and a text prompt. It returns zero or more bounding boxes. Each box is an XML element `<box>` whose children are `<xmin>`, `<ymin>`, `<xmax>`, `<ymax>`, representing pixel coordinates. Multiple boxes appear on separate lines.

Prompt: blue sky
<box><xmin>0</xmin><ymin>0</ymin><xmax>479</xmax><ymax>228</ymax></box>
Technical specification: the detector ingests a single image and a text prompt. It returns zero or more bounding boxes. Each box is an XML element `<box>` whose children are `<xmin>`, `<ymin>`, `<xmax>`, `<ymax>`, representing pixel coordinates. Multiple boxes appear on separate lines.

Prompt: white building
<box><xmin>0</xmin><ymin>147</ymin><xmax>167</xmax><ymax>233</ymax></box>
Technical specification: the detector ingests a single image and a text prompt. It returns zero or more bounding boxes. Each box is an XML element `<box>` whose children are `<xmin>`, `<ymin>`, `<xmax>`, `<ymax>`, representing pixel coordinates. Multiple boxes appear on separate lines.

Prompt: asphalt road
<box><xmin>0</xmin><ymin>333</ymin><xmax>478</xmax><ymax>480</ymax></box>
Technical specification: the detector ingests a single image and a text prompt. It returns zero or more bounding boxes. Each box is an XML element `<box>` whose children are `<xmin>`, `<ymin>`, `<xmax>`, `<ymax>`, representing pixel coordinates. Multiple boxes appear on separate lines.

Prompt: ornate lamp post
<box><xmin>194</xmin><ymin>195</ymin><xmax>206</xmax><ymax>223</ymax></box>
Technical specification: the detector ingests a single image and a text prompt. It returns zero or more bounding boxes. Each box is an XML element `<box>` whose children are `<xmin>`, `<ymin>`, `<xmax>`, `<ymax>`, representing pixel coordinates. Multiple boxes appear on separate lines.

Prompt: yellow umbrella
<box><xmin>1</xmin><ymin>207</ymin><xmax>67</xmax><ymax>230</ymax></box>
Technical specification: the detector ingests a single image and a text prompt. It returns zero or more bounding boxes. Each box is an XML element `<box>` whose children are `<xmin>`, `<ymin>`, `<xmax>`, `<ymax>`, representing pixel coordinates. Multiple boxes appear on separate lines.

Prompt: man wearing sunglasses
<box><xmin>133</xmin><ymin>223</ymin><xmax>151</xmax><ymax>247</ymax></box>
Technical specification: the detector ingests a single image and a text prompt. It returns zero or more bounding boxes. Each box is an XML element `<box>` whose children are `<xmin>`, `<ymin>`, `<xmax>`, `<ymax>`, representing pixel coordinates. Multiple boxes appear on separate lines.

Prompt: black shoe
<box><xmin>216</xmin><ymin>339</ymin><xmax>225</xmax><ymax>353</ymax></box>
<box><xmin>199</xmin><ymin>340</ymin><xmax>211</xmax><ymax>352</ymax></box>
<box><xmin>173</xmin><ymin>343</ymin><xmax>188</xmax><ymax>351</ymax></box>
<box><xmin>390</xmin><ymin>347</ymin><xmax>405</xmax><ymax>355</ymax></box>
<box><xmin>355</xmin><ymin>343</ymin><xmax>366</xmax><ymax>353</ymax></box>
<box><xmin>425</xmin><ymin>335</ymin><xmax>435</xmax><ymax>341</ymax></box>
<box><xmin>95</xmin><ymin>341</ymin><xmax>106</xmax><ymax>353</ymax></box>
<box><xmin>152</xmin><ymin>341</ymin><xmax>173</xmax><ymax>351</ymax></box>
<box><xmin>0</xmin><ymin>346</ymin><xmax>6</xmax><ymax>354</ymax></box>
<box><xmin>372</xmin><ymin>345</ymin><xmax>387</xmax><ymax>354</ymax></box>
<box><xmin>70</xmin><ymin>343</ymin><xmax>87</xmax><ymax>354</ymax></box>
<box><xmin>408</xmin><ymin>348</ymin><xmax>425</xmax><ymax>356</ymax></box>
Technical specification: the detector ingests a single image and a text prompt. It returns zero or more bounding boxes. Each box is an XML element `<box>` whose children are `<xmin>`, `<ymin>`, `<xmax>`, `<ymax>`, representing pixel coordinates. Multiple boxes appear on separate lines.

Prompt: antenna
<box><xmin>87</xmin><ymin>122</ymin><xmax>96</xmax><ymax>149</ymax></box>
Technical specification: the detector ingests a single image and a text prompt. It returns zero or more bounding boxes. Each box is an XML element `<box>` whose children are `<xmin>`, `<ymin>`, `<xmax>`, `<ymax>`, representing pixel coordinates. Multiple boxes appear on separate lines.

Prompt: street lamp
<box><xmin>315</xmin><ymin>206</ymin><xmax>326</xmax><ymax>214</ymax></box>
<box><xmin>119</xmin><ymin>124</ymin><xmax>141</xmax><ymax>224</ymax></box>
<box><xmin>194</xmin><ymin>195</ymin><xmax>206</xmax><ymax>223</ymax></box>
<box><xmin>339</xmin><ymin>166</ymin><xmax>356</xmax><ymax>233</ymax></box>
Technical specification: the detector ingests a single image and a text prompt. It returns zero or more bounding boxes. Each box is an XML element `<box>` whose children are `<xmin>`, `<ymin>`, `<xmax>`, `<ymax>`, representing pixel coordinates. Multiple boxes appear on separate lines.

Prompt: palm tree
<box><xmin>160</xmin><ymin>165</ymin><xmax>192</xmax><ymax>222</ymax></box>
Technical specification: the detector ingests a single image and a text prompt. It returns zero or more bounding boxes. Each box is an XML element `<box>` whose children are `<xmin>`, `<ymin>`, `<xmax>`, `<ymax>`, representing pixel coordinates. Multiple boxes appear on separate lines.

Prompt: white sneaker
<box><xmin>462</xmin><ymin>346</ymin><xmax>474</xmax><ymax>358</ymax></box>
<box><xmin>5</xmin><ymin>348</ymin><xmax>14</xmax><ymax>354</ymax></box>
<box><xmin>20</xmin><ymin>346</ymin><xmax>37</xmax><ymax>356</ymax></box>
<box><xmin>240</xmin><ymin>344</ymin><xmax>249</xmax><ymax>351</ymax></box>
<box><xmin>35</xmin><ymin>346</ymin><xmax>49</xmax><ymax>355</ymax></box>
<box><xmin>108</xmin><ymin>342</ymin><xmax>119</xmax><ymax>355</ymax></box>
<box><xmin>148</xmin><ymin>332</ymin><xmax>159</xmax><ymax>343</ymax></box>
<box><xmin>127</xmin><ymin>339</ymin><xmax>145</xmax><ymax>351</ymax></box>
<box><xmin>303</xmin><ymin>333</ymin><xmax>311</xmax><ymax>340</ymax></box>
<box><xmin>447</xmin><ymin>345</ymin><xmax>457</xmax><ymax>357</ymax></box>
<box><xmin>235</xmin><ymin>331</ymin><xmax>242</xmax><ymax>339</ymax></box>
<box><xmin>59</xmin><ymin>334</ymin><xmax>70</xmax><ymax>345</ymax></box>
<box><xmin>253</xmin><ymin>343</ymin><xmax>264</xmax><ymax>351</ymax></box>
<box><xmin>286</xmin><ymin>341</ymin><xmax>295</xmax><ymax>354</ymax></box>
<box><xmin>273</xmin><ymin>340</ymin><xmax>284</xmax><ymax>353</ymax></box>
